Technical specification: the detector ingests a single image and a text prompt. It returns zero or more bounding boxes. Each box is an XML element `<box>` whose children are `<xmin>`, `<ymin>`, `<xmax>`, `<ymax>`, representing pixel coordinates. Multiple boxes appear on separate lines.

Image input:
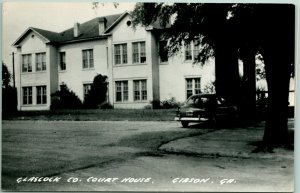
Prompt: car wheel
<box><xmin>181</xmin><ymin>121</ymin><xmax>189</xmax><ymax>128</ymax></box>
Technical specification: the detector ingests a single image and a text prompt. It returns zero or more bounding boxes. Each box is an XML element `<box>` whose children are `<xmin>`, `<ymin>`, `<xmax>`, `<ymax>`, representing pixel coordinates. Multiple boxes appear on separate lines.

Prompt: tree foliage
<box><xmin>84</xmin><ymin>74</ymin><xmax>108</xmax><ymax>109</ymax></box>
<box><xmin>2</xmin><ymin>62</ymin><xmax>11</xmax><ymax>89</ymax></box>
<box><xmin>2</xmin><ymin>62</ymin><xmax>17</xmax><ymax>114</ymax></box>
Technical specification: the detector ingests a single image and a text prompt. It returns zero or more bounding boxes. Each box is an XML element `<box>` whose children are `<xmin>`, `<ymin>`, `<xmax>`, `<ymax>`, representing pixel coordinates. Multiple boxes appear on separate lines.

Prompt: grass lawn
<box><xmin>2</xmin><ymin>109</ymin><xmax>176</xmax><ymax>121</ymax></box>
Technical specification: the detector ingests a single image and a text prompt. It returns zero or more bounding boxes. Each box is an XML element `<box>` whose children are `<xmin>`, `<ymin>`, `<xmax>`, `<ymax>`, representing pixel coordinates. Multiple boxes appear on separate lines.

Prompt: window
<box><xmin>36</xmin><ymin>53</ymin><xmax>46</xmax><ymax>71</ymax></box>
<box><xmin>22</xmin><ymin>54</ymin><xmax>32</xmax><ymax>72</ymax></box>
<box><xmin>133</xmin><ymin>80</ymin><xmax>147</xmax><ymax>101</ymax></box>
<box><xmin>185</xmin><ymin>40</ymin><xmax>202</xmax><ymax>62</ymax></box>
<box><xmin>114</xmin><ymin>44</ymin><xmax>127</xmax><ymax>65</ymax></box>
<box><xmin>22</xmin><ymin>87</ymin><xmax>32</xmax><ymax>105</ymax></box>
<box><xmin>132</xmin><ymin>42</ymin><xmax>146</xmax><ymax>64</ymax></box>
<box><xmin>186</xmin><ymin>78</ymin><xmax>201</xmax><ymax>99</ymax></box>
<box><xmin>36</xmin><ymin>86</ymin><xmax>47</xmax><ymax>104</ymax></box>
<box><xmin>59</xmin><ymin>52</ymin><xmax>66</xmax><ymax>71</ymax></box>
<box><xmin>193</xmin><ymin>39</ymin><xmax>201</xmax><ymax>62</ymax></box>
<box><xmin>159</xmin><ymin>41</ymin><xmax>168</xmax><ymax>63</ymax></box>
<box><xmin>82</xmin><ymin>49</ymin><xmax>94</xmax><ymax>69</ymax></box>
<box><xmin>115</xmin><ymin>81</ymin><xmax>128</xmax><ymax>102</ymax></box>
<box><xmin>185</xmin><ymin>43</ymin><xmax>192</xmax><ymax>61</ymax></box>
<box><xmin>83</xmin><ymin>84</ymin><xmax>92</xmax><ymax>99</ymax></box>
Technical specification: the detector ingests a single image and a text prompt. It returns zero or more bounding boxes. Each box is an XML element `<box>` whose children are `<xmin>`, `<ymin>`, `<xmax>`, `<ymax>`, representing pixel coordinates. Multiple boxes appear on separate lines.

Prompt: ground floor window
<box><xmin>115</xmin><ymin>81</ymin><xmax>128</xmax><ymax>102</ymax></box>
<box><xmin>133</xmin><ymin>80</ymin><xmax>147</xmax><ymax>101</ymax></box>
<box><xmin>186</xmin><ymin>78</ymin><xmax>201</xmax><ymax>99</ymax></box>
<box><xmin>36</xmin><ymin>86</ymin><xmax>47</xmax><ymax>104</ymax></box>
<box><xmin>83</xmin><ymin>83</ymin><xmax>92</xmax><ymax>99</ymax></box>
<box><xmin>22</xmin><ymin>87</ymin><xmax>33</xmax><ymax>105</ymax></box>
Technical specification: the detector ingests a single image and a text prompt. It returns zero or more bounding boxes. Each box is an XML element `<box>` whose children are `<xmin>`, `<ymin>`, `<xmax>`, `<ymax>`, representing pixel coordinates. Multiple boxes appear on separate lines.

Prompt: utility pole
<box><xmin>12</xmin><ymin>52</ymin><xmax>15</xmax><ymax>88</ymax></box>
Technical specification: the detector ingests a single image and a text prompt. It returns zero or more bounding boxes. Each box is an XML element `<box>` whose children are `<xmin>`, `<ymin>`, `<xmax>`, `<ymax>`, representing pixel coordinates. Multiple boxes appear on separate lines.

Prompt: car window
<box><xmin>186</xmin><ymin>96</ymin><xmax>212</xmax><ymax>107</ymax></box>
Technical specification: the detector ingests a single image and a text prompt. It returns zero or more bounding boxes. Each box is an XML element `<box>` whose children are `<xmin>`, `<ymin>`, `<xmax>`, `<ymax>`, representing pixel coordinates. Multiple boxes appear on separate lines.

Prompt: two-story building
<box><xmin>12</xmin><ymin>12</ymin><xmax>214</xmax><ymax>110</ymax></box>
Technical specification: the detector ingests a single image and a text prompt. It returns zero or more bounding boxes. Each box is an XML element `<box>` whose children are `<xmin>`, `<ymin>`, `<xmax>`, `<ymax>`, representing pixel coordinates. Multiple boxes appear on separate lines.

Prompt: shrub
<box><xmin>98</xmin><ymin>101</ymin><xmax>113</xmax><ymax>109</ymax></box>
<box><xmin>51</xmin><ymin>84</ymin><xmax>82</xmax><ymax>109</ymax></box>
<box><xmin>84</xmin><ymin>74</ymin><xmax>108</xmax><ymax>109</ymax></box>
<box><xmin>151</xmin><ymin>99</ymin><xmax>162</xmax><ymax>109</ymax></box>
<box><xmin>2</xmin><ymin>86</ymin><xmax>17</xmax><ymax>114</ymax></box>
<box><xmin>161</xmin><ymin>97</ymin><xmax>181</xmax><ymax>109</ymax></box>
<box><xmin>151</xmin><ymin>97</ymin><xmax>181</xmax><ymax>109</ymax></box>
<box><xmin>144</xmin><ymin>104</ymin><xmax>152</xmax><ymax>109</ymax></box>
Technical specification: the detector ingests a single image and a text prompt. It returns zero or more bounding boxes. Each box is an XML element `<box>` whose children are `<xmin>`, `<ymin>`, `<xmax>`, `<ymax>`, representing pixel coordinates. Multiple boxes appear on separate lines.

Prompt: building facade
<box><xmin>13</xmin><ymin>12</ymin><xmax>214</xmax><ymax>110</ymax></box>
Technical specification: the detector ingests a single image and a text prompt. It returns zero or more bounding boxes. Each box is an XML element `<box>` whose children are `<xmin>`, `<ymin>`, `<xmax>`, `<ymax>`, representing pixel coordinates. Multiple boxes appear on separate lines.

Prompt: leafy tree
<box><xmin>202</xmin><ymin>81</ymin><xmax>216</xmax><ymax>94</ymax></box>
<box><xmin>131</xmin><ymin>3</ymin><xmax>295</xmax><ymax>148</ymax></box>
<box><xmin>2</xmin><ymin>62</ymin><xmax>17</xmax><ymax>113</ymax></box>
<box><xmin>83</xmin><ymin>74</ymin><xmax>108</xmax><ymax>109</ymax></box>
<box><xmin>2</xmin><ymin>62</ymin><xmax>11</xmax><ymax>89</ymax></box>
<box><xmin>51</xmin><ymin>84</ymin><xmax>82</xmax><ymax>109</ymax></box>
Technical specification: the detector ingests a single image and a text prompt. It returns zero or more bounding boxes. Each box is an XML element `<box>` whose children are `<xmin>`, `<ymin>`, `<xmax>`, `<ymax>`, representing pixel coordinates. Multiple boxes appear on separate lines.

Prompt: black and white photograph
<box><xmin>1</xmin><ymin>1</ymin><xmax>297</xmax><ymax>192</ymax></box>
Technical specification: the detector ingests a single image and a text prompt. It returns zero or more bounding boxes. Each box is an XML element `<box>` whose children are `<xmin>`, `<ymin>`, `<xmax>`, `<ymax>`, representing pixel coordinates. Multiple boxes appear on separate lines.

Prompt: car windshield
<box><xmin>185</xmin><ymin>95</ymin><xmax>212</xmax><ymax>107</ymax></box>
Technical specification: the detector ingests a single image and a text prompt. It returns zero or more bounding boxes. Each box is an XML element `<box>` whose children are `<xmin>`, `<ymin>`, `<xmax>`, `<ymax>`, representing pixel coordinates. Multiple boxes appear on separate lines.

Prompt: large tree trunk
<box><xmin>215</xmin><ymin>31</ymin><xmax>240</xmax><ymax>105</ymax></box>
<box><xmin>260</xmin><ymin>4</ymin><xmax>295</xmax><ymax>147</ymax></box>
<box><xmin>240</xmin><ymin>47</ymin><xmax>257</xmax><ymax>124</ymax></box>
<box><xmin>262</xmin><ymin>47</ymin><xmax>291</xmax><ymax>146</ymax></box>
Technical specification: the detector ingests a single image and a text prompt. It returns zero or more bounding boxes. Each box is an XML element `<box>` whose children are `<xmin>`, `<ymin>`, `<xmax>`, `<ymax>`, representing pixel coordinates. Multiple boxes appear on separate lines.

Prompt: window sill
<box><xmin>113</xmin><ymin>63</ymin><xmax>147</xmax><ymax>67</ymax></box>
<box><xmin>21</xmin><ymin>71</ymin><xmax>46</xmax><ymax>75</ymax></box>
<box><xmin>159</xmin><ymin>62</ymin><xmax>169</xmax><ymax>65</ymax></box>
<box><xmin>133</xmin><ymin>100</ymin><xmax>148</xmax><ymax>103</ymax></box>
<box><xmin>82</xmin><ymin>68</ymin><xmax>95</xmax><ymax>71</ymax></box>
<box><xmin>114</xmin><ymin>101</ymin><xmax>148</xmax><ymax>104</ymax></box>
<box><xmin>114</xmin><ymin>101</ymin><xmax>130</xmax><ymax>104</ymax></box>
<box><xmin>21</xmin><ymin>104</ymin><xmax>47</xmax><ymax>107</ymax></box>
<box><xmin>59</xmin><ymin>70</ymin><xmax>67</xmax><ymax>73</ymax></box>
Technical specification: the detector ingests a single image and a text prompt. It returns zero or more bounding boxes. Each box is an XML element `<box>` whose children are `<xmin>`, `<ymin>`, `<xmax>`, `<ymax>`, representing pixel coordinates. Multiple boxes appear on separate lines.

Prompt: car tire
<box><xmin>181</xmin><ymin>121</ymin><xmax>189</xmax><ymax>128</ymax></box>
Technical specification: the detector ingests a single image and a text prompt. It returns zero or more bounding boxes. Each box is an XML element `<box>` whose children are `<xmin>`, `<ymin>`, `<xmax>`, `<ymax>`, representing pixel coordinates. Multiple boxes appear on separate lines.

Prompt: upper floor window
<box><xmin>22</xmin><ymin>87</ymin><xmax>32</xmax><ymax>105</ymax></box>
<box><xmin>22</xmin><ymin>54</ymin><xmax>32</xmax><ymax>73</ymax></box>
<box><xmin>159</xmin><ymin>41</ymin><xmax>168</xmax><ymax>63</ymax></box>
<box><xmin>186</xmin><ymin>78</ymin><xmax>201</xmax><ymax>99</ymax></box>
<box><xmin>132</xmin><ymin>42</ymin><xmax>146</xmax><ymax>64</ymax></box>
<box><xmin>59</xmin><ymin>52</ymin><xmax>66</xmax><ymax>71</ymax></box>
<box><xmin>36</xmin><ymin>85</ymin><xmax>47</xmax><ymax>104</ymax></box>
<box><xmin>36</xmin><ymin>53</ymin><xmax>46</xmax><ymax>71</ymax></box>
<box><xmin>83</xmin><ymin>83</ymin><xmax>92</xmax><ymax>99</ymax></box>
<box><xmin>115</xmin><ymin>81</ymin><xmax>128</xmax><ymax>102</ymax></box>
<box><xmin>185</xmin><ymin>40</ymin><xmax>201</xmax><ymax>62</ymax></box>
<box><xmin>133</xmin><ymin>80</ymin><xmax>147</xmax><ymax>101</ymax></box>
<box><xmin>82</xmin><ymin>49</ymin><xmax>94</xmax><ymax>69</ymax></box>
<box><xmin>114</xmin><ymin>44</ymin><xmax>127</xmax><ymax>65</ymax></box>
<box><xmin>193</xmin><ymin>40</ymin><xmax>201</xmax><ymax>62</ymax></box>
<box><xmin>185</xmin><ymin>43</ymin><xmax>192</xmax><ymax>61</ymax></box>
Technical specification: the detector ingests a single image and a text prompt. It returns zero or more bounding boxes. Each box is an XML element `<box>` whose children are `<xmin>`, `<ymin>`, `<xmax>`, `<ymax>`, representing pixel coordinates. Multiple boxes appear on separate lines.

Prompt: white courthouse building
<box><xmin>13</xmin><ymin>12</ymin><xmax>214</xmax><ymax>110</ymax></box>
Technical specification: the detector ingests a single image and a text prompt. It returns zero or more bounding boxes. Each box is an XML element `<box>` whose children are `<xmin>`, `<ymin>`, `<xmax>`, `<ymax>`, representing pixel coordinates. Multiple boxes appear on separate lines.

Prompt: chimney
<box><xmin>98</xmin><ymin>18</ymin><xmax>107</xmax><ymax>35</ymax></box>
<box><xmin>74</xmin><ymin>22</ymin><xmax>80</xmax><ymax>37</ymax></box>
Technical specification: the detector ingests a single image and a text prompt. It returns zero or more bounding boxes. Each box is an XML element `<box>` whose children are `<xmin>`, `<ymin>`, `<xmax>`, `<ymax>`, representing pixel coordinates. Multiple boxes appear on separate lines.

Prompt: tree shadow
<box><xmin>250</xmin><ymin>128</ymin><xmax>294</xmax><ymax>153</ymax></box>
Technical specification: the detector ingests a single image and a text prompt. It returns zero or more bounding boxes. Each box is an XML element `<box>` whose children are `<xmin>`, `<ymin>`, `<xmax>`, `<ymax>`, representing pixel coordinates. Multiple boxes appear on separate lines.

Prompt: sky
<box><xmin>2</xmin><ymin>2</ymin><xmax>136</xmax><ymax>71</ymax></box>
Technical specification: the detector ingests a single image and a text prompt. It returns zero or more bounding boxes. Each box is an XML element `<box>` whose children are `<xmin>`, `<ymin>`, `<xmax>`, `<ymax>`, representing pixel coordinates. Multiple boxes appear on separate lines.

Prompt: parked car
<box><xmin>175</xmin><ymin>94</ymin><xmax>238</xmax><ymax>127</ymax></box>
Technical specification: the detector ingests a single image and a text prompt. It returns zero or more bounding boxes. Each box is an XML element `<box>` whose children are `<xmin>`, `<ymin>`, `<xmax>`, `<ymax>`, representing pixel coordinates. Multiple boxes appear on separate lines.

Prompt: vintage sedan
<box><xmin>175</xmin><ymin>94</ymin><xmax>238</xmax><ymax>127</ymax></box>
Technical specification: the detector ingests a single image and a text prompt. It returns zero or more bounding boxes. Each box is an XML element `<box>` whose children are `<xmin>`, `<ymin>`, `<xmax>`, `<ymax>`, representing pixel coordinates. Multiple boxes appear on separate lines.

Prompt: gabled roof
<box><xmin>12</xmin><ymin>12</ymin><xmax>127</xmax><ymax>47</ymax></box>
<box><xmin>59</xmin><ymin>13</ymin><xmax>126</xmax><ymax>43</ymax></box>
<box><xmin>12</xmin><ymin>27</ymin><xmax>61</xmax><ymax>47</ymax></box>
